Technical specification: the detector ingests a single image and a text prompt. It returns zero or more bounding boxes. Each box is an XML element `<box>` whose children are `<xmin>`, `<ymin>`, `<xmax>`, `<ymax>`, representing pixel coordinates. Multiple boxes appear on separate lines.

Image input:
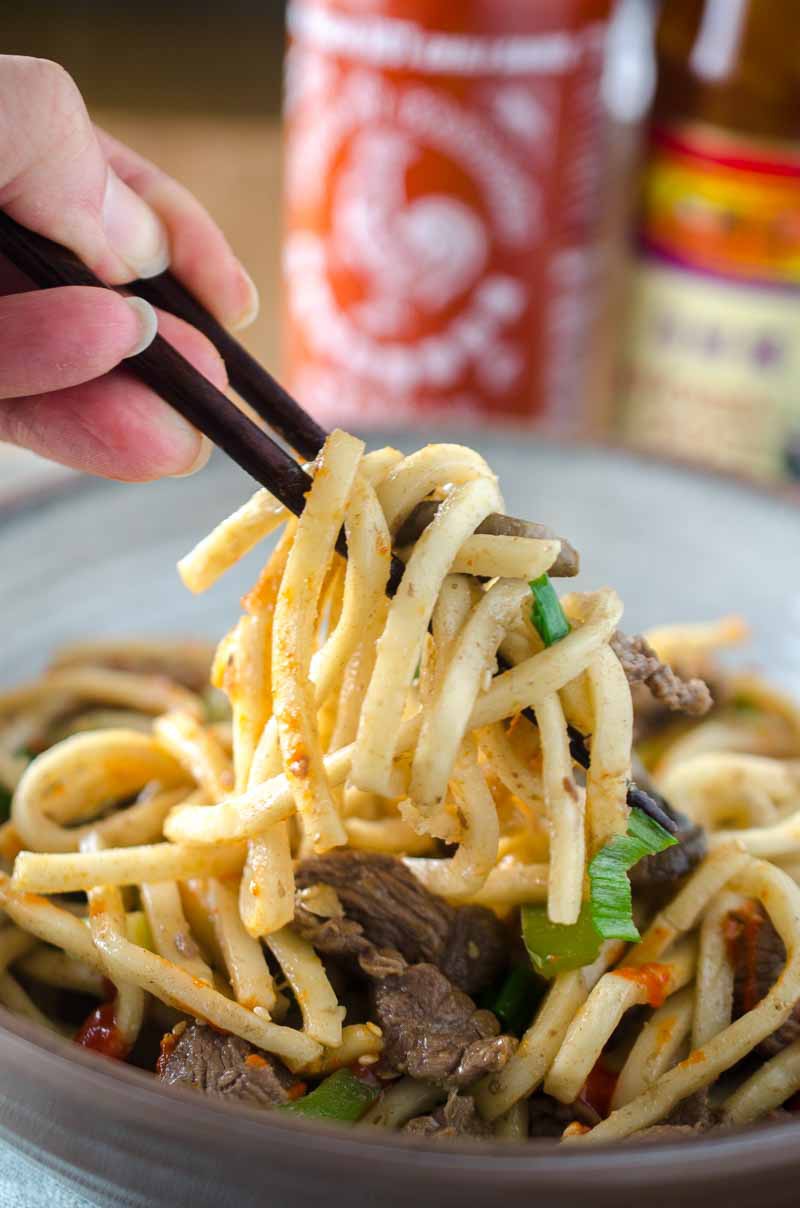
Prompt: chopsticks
<box><xmin>0</xmin><ymin>212</ymin><xmax>576</xmax><ymax>592</ymax></box>
<box><xmin>0</xmin><ymin>211</ymin><xmax>315</xmax><ymax>520</ymax></box>
<box><xmin>133</xmin><ymin>270</ymin><xmax>326</xmax><ymax>462</ymax></box>
<box><xmin>0</xmin><ymin>212</ymin><xmax>676</xmax><ymax>832</ymax></box>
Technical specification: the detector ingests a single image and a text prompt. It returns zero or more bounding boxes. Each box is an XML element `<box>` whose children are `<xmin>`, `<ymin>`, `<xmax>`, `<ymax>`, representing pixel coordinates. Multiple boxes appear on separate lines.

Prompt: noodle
<box><xmin>544</xmin><ymin>937</ymin><xmax>697</xmax><ymax>1104</ymax></box>
<box><xmin>1</xmin><ymin>431</ymin><xmax>798</xmax><ymax>1146</ymax></box>
<box><xmin>13</xmin><ymin>732</ymin><xmax>189</xmax><ymax>853</ymax></box>
<box><xmin>410</xmin><ymin>579</ymin><xmax>530</xmax><ymax>820</ymax></box>
<box><xmin>569</xmin><ymin>860</ymin><xmax>800</xmax><ymax>1144</ymax></box>
<box><xmin>272</xmin><ymin>429</ymin><xmax>363</xmax><ymax>851</ymax></box>
<box><xmin>204</xmin><ymin>878</ymin><xmax>277</xmax><ymax>1012</ymax></box>
<box><xmin>536</xmin><ymin>692</ymin><xmax>584</xmax><ymax>925</ymax></box>
<box><xmin>611</xmin><ymin>986</ymin><xmax>694</xmax><ymax>1110</ymax></box>
<box><xmin>722</xmin><ymin>1037</ymin><xmax>800</xmax><ymax>1125</ymax></box>
<box><xmin>14</xmin><ymin>841</ymin><xmax>247</xmax><ymax>893</ymax></box>
<box><xmin>139</xmin><ymin>880</ymin><xmax>215</xmax><ymax>984</ymax></box>
<box><xmin>475</xmin><ymin>941</ymin><xmax>626</xmax><ymax>1120</ymax></box>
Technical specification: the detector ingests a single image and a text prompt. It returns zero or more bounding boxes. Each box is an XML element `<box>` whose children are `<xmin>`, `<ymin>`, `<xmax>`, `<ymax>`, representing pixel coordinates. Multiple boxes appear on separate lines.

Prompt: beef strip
<box><xmin>664</xmin><ymin>1090</ymin><xmax>719</xmax><ymax>1130</ymax></box>
<box><xmin>158</xmin><ymin>1021</ymin><xmax>292</xmax><ymax>1108</ymax></box>
<box><xmin>293</xmin><ymin>903</ymin><xmax>406</xmax><ymax>979</ymax></box>
<box><xmin>295</xmin><ymin>851</ymin><xmax>508</xmax><ymax>995</ymax></box>
<box><xmin>527</xmin><ymin>1093</ymin><xmax>577</xmax><ymax>1139</ymax></box>
<box><xmin>632</xmin><ymin>1108</ymin><xmax>792</xmax><ymax>1143</ymax></box>
<box><xmin>629</xmin><ymin>789</ymin><xmax>707</xmax><ymax>893</ymax></box>
<box><xmin>628</xmin><ymin>1094</ymin><xmax>720</xmax><ymax>1142</ymax></box>
<box><xmin>294</xmin><ymin>853</ymin><xmax>514</xmax><ymax>1087</ymax></box>
<box><xmin>319</xmin><ymin>957</ymin><xmax>371</xmax><ymax>1025</ymax></box>
<box><xmin>611</xmin><ymin>631</ymin><xmax>712</xmax><ymax>717</ymax></box>
<box><xmin>404</xmin><ymin>1091</ymin><xmax>493</xmax><ymax>1139</ymax></box>
<box><xmin>629</xmin><ymin>1125</ymin><xmax>704</xmax><ymax>1144</ymax></box>
<box><xmin>729</xmin><ymin>904</ymin><xmax>800</xmax><ymax>1056</ymax></box>
<box><xmin>372</xmin><ymin>963</ymin><xmax>515</xmax><ymax>1088</ymax></box>
<box><xmin>395</xmin><ymin>502</ymin><xmax>579</xmax><ymax>578</ymax></box>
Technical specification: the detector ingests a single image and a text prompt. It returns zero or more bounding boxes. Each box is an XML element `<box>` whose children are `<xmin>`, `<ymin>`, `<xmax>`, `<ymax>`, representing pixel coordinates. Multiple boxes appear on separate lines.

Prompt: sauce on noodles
<box><xmin>0</xmin><ymin>436</ymin><xmax>797</xmax><ymax>1145</ymax></box>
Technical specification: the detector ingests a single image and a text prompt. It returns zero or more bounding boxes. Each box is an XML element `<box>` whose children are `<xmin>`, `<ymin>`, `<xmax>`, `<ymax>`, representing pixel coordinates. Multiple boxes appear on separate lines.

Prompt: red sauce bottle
<box><xmin>282</xmin><ymin>0</ymin><xmax>613</xmax><ymax>430</ymax></box>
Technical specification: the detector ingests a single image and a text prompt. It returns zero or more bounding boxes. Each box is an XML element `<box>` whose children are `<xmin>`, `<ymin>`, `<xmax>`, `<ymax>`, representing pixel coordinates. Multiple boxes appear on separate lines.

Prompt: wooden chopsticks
<box><xmin>0</xmin><ymin>211</ymin><xmax>314</xmax><ymax>520</ymax></box>
<box><xmin>0</xmin><ymin>212</ymin><xmax>679</xmax><ymax>832</ymax></box>
<box><xmin>0</xmin><ymin>211</ymin><xmax>576</xmax><ymax>593</ymax></box>
<box><xmin>133</xmin><ymin>271</ymin><xmax>326</xmax><ymax>462</ymax></box>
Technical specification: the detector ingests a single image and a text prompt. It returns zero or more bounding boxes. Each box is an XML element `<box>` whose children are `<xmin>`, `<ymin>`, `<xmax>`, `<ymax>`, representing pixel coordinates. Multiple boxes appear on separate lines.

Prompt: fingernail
<box><xmin>123</xmin><ymin>297</ymin><xmax>159</xmax><ymax>357</ymax></box>
<box><xmin>231</xmin><ymin>271</ymin><xmax>260</xmax><ymax>331</ymax></box>
<box><xmin>152</xmin><ymin>402</ymin><xmax>209</xmax><ymax>478</ymax></box>
<box><xmin>171</xmin><ymin>435</ymin><xmax>213</xmax><ymax>478</ymax></box>
<box><xmin>103</xmin><ymin>168</ymin><xmax>170</xmax><ymax>279</ymax></box>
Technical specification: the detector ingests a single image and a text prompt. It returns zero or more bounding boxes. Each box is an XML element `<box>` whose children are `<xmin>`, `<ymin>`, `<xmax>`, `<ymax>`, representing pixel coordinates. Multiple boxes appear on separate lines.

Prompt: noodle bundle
<box><xmin>0</xmin><ymin>435</ymin><xmax>799</xmax><ymax>1144</ymax></box>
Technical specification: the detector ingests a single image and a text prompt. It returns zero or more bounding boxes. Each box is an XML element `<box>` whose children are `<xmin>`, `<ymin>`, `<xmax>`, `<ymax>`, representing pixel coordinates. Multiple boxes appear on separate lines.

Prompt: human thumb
<box><xmin>0</xmin><ymin>56</ymin><xmax>168</xmax><ymax>283</ymax></box>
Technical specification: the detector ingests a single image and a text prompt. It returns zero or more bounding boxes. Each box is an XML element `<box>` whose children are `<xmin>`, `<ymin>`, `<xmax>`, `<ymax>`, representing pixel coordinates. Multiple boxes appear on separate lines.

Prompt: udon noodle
<box><xmin>1</xmin><ymin>433</ymin><xmax>799</xmax><ymax>1142</ymax></box>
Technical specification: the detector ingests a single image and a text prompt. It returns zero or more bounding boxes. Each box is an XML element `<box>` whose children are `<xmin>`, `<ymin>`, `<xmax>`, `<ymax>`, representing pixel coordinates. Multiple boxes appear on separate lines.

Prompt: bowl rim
<box><xmin>2</xmin><ymin>1000</ymin><xmax>800</xmax><ymax>1184</ymax></box>
<box><xmin>2</xmin><ymin>435</ymin><xmax>799</xmax><ymax>1185</ymax></box>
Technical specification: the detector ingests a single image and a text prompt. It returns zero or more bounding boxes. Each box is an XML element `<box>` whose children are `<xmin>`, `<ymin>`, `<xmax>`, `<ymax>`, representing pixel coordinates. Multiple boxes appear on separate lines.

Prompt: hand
<box><xmin>0</xmin><ymin>56</ymin><xmax>259</xmax><ymax>480</ymax></box>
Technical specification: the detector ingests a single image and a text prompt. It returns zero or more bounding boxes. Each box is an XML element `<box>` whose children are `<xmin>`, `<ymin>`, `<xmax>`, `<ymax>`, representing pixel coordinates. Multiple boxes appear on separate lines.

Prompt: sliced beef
<box><xmin>728</xmin><ymin>904</ymin><xmax>800</xmax><ymax>1056</ymax></box>
<box><xmin>295</xmin><ymin>851</ymin><xmax>508</xmax><ymax>995</ymax></box>
<box><xmin>629</xmin><ymin>1095</ymin><xmax>719</xmax><ymax>1144</ymax></box>
<box><xmin>611</xmin><ymin>631</ymin><xmax>712</xmax><ymax>717</ymax></box>
<box><xmin>664</xmin><ymin>1090</ymin><xmax>719</xmax><ymax>1130</ymax></box>
<box><xmin>157</xmin><ymin>1021</ymin><xmax>292</xmax><ymax>1108</ymax></box>
<box><xmin>629</xmin><ymin>1125</ymin><xmax>703</xmax><ymax>1144</ymax></box>
<box><xmin>395</xmin><ymin>502</ymin><xmax>579</xmax><ymax>579</ymax></box>
<box><xmin>293</xmin><ymin>904</ymin><xmax>406</xmax><ymax>979</ymax></box>
<box><xmin>632</xmin><ymin>1107</ymin><xmax>790</xmax><ymax>1143</ymax></box>
<box><xmin>319</xmin><ymin>957</ymin><xmax>372</xmax><ymax>1025</ymax></box>
<box><xmin>404</xmin><ymin>1091</ymin><xmax>493</xmax><ymax>1139</ymax></box>
<box><xmin>442</xmin><ymin>906</ymin><xmax>512</xmax><ymax>995</ymax></box>
<box><xmin>295</xmin><ymin>854</ymin><xmax>515</xmax><ymax>1088</ymax></box>
<box><xmin>527</xmin><ymin>1093</ymin><xmax>577</xmax><ymax>1139</ymax></box>
<box><xmin>372</xmin><ymin>962</ymin><xmax>515</xmax><ymax>1088</ymax></box>
<box><xmin>629</xmin><ymin>789</ymin><xmax>707</xmax><ymax>894</ymax></box>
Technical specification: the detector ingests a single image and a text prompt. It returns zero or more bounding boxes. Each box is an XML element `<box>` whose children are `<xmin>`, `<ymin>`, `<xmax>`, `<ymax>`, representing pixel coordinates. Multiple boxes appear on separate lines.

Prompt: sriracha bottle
<box><xmin>283</xmin><ymin>0</ymin><xmax>613</xmax><ymax>430</ymax></box>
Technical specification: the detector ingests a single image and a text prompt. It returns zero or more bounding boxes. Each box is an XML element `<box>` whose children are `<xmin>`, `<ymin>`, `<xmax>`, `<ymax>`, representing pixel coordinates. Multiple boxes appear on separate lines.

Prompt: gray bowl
<box><xmin>0</xmin><ymin>436</ymin><xmax>798</xmax><ymax>1208</ymax></box>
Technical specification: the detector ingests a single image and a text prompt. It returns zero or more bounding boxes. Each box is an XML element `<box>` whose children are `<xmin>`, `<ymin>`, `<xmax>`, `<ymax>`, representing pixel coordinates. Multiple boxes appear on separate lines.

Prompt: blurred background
<box><xmin>3</xmin><ymin>0</ymin><xmax>799</xmax><ymax>506</ymax></box>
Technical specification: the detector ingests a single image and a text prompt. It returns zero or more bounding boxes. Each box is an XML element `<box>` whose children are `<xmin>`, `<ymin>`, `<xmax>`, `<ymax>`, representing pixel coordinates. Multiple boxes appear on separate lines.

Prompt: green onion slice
<box><xmin>530</xmin><ymin>574</ymin><xmax>571</xmax><ymax>647</ymax></box>
<box><xmin>522</xmin><ymin>809</ymin><xmax>678</xmax><ymax>974</ymax></box>
<box><xmin>480</xmin><ymin>964</ymin><xmax>546</xmax><ymax>1033</ymax></box>
<box><xmin>522</xmin><ymin>901</ymin><xmax>602</xmax><ymax>979</ymax></box>
<box><xmin>278</xmin><ymin>1069</ymin><xmax>379</xmax><ymax>1123</ymax></box>
<box><xmin>588</xmin><ymin>808</ymin><xmax>677</xmax><ymax>942</ymax></box>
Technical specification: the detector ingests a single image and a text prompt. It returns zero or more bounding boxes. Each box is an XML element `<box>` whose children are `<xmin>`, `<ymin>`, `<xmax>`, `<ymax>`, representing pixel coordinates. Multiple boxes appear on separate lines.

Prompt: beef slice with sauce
<box><xmin>728</xmin><ymin>903</ymin><xmax>800</xmax><ymax>1056</ymax></box>
<box><xmin>632</xmin><ymin>1108</ymin><xmax>792</xmax><ymax>1144</ymax></box>
<box><xmin>158</xmin><ymin>1021</ymin><xmax>294</xmax><ymax>1108</ymax></box>
<box><xmin>404</xmin><ymin>1090</ymin><xmax>493</xmax><ymax>1139</ymax></box>
<box><xmin>294</xmin><ymin>850</ymin><xmax>509</xmax><ymax>995</ymax></box>
<box><xmin>372</xmin><ymin>962</ymin><xmax>515</xmax><ymax>1088</ymax></box>
<box><xmin>611</xmin><ymin>632</ymin><xmax>713</xmax><ymax>718</ymax></box>
<box><xmin>628</xmin><ymin>796</ymin><xmax>707</xmax><ymax>896</ymax></box>
<box><xmin>527</xmin><ymin>1093</ymin><xmax>577</xmax><ymax>1139</ymax></box>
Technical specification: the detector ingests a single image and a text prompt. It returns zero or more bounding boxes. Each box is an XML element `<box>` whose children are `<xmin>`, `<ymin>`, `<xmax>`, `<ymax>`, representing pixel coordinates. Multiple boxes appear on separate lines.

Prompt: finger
<box><xmin>0</xmin><ymin>310</ymin><xmax>226</xmax><ymax>481</ymax></box>
<box><xmin>0</xmin><ymin>253</ymin><xmax>35</xmax><ymax>296</ymax></box>
<box><xmin>0</xmin><ymin>287</ymin><xmax>156</xmax><ymax>399</ymax></box>
<box><xmin>0</xmin><ymin>56</ymin><xmax>168</xmax><ymax>282</ymax></box>
<box><xmin>96</xmin><ymin>126</ymin><xmax>259</xmax><ymax>330</ymax></box>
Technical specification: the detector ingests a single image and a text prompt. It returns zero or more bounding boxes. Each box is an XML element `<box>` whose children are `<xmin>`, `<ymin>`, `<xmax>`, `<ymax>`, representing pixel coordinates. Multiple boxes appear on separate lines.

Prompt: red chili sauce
<box><xmin>614</xmin><ymin>962</ymin><xmax>673</xmax><ymax>1008</ymax></box>
<box><xmin>75</xmin><ymin>980</ymin><xmax>130</xmax><ymax>1061</ymax></box>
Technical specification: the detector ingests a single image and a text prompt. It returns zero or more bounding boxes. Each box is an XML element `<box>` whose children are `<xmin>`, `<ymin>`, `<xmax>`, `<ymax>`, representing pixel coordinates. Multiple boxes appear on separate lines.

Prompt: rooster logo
<box><xmin>331</xmin><ymin>128</ymin><xmax>489</xmax><ymax>338</ymax></box>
